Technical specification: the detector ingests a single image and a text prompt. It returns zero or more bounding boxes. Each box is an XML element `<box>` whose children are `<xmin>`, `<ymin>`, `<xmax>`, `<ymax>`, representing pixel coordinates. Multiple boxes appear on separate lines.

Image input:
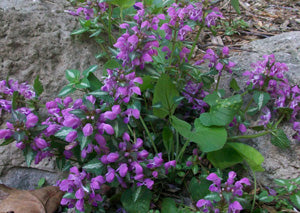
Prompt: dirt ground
<box><xmin>194</xmin><ymin>0</ymin><xmax>300</xmax><ymax>59</ymax></box>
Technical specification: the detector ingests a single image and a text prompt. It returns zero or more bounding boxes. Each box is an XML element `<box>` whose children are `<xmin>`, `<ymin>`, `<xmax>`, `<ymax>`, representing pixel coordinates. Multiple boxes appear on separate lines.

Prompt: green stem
<box><xmin>243</xmin><ymin>97</ymin><xmax>254</xmax><ymax>114</ymax></box>
<box><xmin>140</xmin><ymin>116</ymin><xmax>158</xmax><ymax>154</ymax></box>
<box><xmin>228</xmin><ymin>131</ymin><xmax>270</xmax><ymax>140</ymax></box>
<box><xmin>169</xmin><ymin>29</ymin><xmax>178</xmax><ymax>66</ymax></box>
<box><xmin>275</xmin><ymin>114</ymin><xmax>285</xmax><ymax>128</ymax></box>
<box><xmin>175</xmin><ymin>131</ymin><xmax>179</xmax><ymax>161</ymax></box>
<box><xmin>188</xmin><ymin>25</ymin><xmax>203</xmax><ymax>61</ymax></box>
<box><xmin>250</xmin><ymin>170</ymin><xmax>257</xmax><ymax>213</ymax></box>
<box><xmin>108</xmin><ymin>4</ymin><xmax>116</xmax><ymax>45</ymax></box>
<box><xmin>176</xmin><ymin>139</ymin><xmax>189</xmax><ymax>162</ymax></box>
<box><xmin>215</xmin><ymin>74</ymin><xmax>221</xmax><ymax>90</ymax></box>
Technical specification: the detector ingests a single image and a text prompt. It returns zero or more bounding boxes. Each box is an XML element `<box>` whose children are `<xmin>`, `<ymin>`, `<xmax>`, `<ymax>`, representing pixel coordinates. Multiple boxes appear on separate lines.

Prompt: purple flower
<box><xmin>25</xmin><ymin>113</ymin><xmax>38</xmax><ymax>128</ymax></box>
<box><xmin>226</xmin><ymin>171</ymin><xmax>237</xmax><ymax>185</ymax></box>
<box><xmin>196</xmin><ymin>199</ymin><xmax>213</xmax><ymax>212</ymax></box>
<box><xmin>206</xmin><ymin>173</ymin><xmax>221</xmax><ymax>185</ymax></box>
<box><xmin>75</xmin><ymin>199</ymin><xmax>84</xmax><ymax>212</ymax></box>
<box><xmin>98</xmin><ymin>123</ymin><xmax>114</xmax><ymax>135</ymax></box>
<box><xmin>222</xmin><ymin>46</ymin><xmax>229</xmax><ymax>56</ymax></box>
<box><xmin>164</xmin><ymin>160</ymin><xmax>176</xmax><ymax>173</ymax></box>
<box><xmin>66</xmin><ymin>131</ymin><xmax>78</xmax><ymax>142</ymax></box>
<box><xmin>83</xmin><ymin>123</ymin><xmax>93</xmax><ymax>137</ymax></box>
<box><xmin>179</xmin><ymin>47</ymin><xmax>190</xmax><ymax>62</ymax></box>
<box><xmin>0</xmin><ymin>129</ymin><xmax>12</xmax><ymax>139</ymax></box>
<box><xmin>178</xmin><ymin>25</ymin><xmax>192</xmax><ymax>41</ymax></box>
<box><xmin>106</xmin><ymin>167</ymin><xmax>116</xmax><ymax>183</ymax></box>
<box><xmin>117</xmin><ymin>163</ymin><xmax>128</xmax><ymax>177</ymax></box>
<box><xmin>16</xmin><ymin>141</ymin><xmax>26</xmax><ymax>150</ymax></box>
<box><xmin>75</xmin><ymin>188</ymin><xmax>85</xmax><ymax>199</ymax></box>
<box><xmin>205</xmin><ymin>8</ymin><xmax>223</xmax><ymax>27</ymax></box>
<box><xmin>123</xmin><ymin>108</ymin><xmax>140</xmax><ymax>123</ymax></box>
<box><xmin>107</xmin><ymin>152</ymin><xmax>119</xmax><ymax>163</ymax></box>
<box><xmin>228</xmin><ymin>201</ymin><xmax>243</xmax><ymax>213</ymax></box>
<box><xmin>239</xmin><ymin>124</ymin><xmax>247</xmax><ymax>134</ymax></box>
<box><xmin>259</xmin><ymin>107</ymin><xmax>271</xmax><ymax>126</ymax></box>
<box><xmin>34</xmin><ymin>137</ymin><xmax>48</xmax><ymax>149</ymax></box>
<box><xmin>63</xmin><ymin>116</ymin><xmax>81</xmax><ymax>129</ymax></box>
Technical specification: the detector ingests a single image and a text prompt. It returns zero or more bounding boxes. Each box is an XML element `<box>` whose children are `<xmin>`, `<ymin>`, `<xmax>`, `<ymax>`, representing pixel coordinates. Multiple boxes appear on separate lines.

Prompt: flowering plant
<box><xmin>1</xmin><ymin>0</ymin><xmax>300</xmax><ymax>212</ymax></box>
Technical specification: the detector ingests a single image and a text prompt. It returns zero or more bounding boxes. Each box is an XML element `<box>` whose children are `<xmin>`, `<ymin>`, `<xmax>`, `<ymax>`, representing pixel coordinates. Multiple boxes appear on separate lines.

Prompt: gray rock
<box><xmin>0</xmin><ymin>0</ymin><xmax>101</xmax><ymax>189</ymax></box>
<box><xmin>230</xmin><ymin>31</ymin><xmax>300</xmax><ymax>186</ymax></box>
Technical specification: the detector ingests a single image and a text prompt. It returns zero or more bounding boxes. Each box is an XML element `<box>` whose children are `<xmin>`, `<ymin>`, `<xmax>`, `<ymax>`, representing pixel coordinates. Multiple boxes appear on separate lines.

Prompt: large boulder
<box><xmin>0</xmin><ymin>0</ymin><xmax>100</xmax><ymax>189</ymax></box>
<box><xmin>230</xmin><ymin>31</ymin><xmax>300</xmax><ymax>186</ymax></box>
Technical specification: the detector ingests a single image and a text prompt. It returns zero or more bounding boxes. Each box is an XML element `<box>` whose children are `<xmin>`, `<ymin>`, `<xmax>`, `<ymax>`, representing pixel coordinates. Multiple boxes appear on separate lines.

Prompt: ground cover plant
<box><xmin>0</xmin><ymin>0</ymin><xmax>300</xmax><ymax>212</ymax></box>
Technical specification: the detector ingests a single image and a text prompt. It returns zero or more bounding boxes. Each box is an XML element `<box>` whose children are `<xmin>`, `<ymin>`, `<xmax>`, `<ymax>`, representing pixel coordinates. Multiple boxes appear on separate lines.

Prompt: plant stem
<box><xmin>228</xmin><ymin>130</ymin><xmax>270</xmax><ymax>140</ymax></box>
<box><xmin>250</xmin><ymin>170</ymin><xmax>257</xmax><ymax>213</ymax></box>
<box><xmin>215</xmin><ymin>74</ymin><xmax>221</xmax><ymax>90</ymax></box>
<box><xmin>243</xmin><ymin>97</ymin><xmax>254</xmax><ymax>114</ymax></box>
<box><xmin>275</xmin><ymin>114</ymin><xmax>285</xmax><ymax>128</ymax></box>
<box><xmin>176</xmin><ymin>139</ymin><xmax>189</xmax><ymax>162</ymax></box>
<box><xmin>175</xmin><ymin>131</ymin><xmax>179</xmax><ymax>161</ymax></box>
<box><xmin>140</xmin><ymin>116</ymin><xmax>158</xmax><ymax>154</ymax></box>
<box><xmin>188</xmin><ymin>25</ymin><xmax>203</xmax><ymax>61</ymax></box>
<box><xmin>108</xmin><ymin>4</ymin><xmax>116</xmax><ymax>45</ymax></box>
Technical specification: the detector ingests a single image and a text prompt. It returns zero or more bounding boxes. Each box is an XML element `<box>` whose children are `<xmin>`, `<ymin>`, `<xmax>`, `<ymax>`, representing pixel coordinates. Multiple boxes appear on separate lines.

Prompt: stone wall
<box><xmin>0</xmin><ymin>0</ymin><xmax>101</xmax><ymax>189</ymax></box>
<box><xmin>230</xmin><ymin>31</ymin><xmax>300</xmax><ymax>186</ymax></box>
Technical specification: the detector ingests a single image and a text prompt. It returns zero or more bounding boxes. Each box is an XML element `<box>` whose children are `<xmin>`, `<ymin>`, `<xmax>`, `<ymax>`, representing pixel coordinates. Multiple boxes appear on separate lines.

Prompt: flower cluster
<box><xmin>0</xmin><ymin>79</ymin><xmax>35</xmax><ymax>115</ymax></box>
<box><xmin>101</xmin><ymin>69</ymin><xmax>143</xmax><ymax>103</ymax></box>
<box><xmin>58</xmin><ymin>133</ymin><xmax>176</xmax><ymax>212</ymax></box>
<box><xmin>182</xmin><ymin>81</ymin><xmax>209</xmax><ymax>113</ymax></box>
<box><xmin>67</xmin><ymin>1</ymin><xmax>108</xmax><ymax>20</ymax></box>
<box><xmin>243</xmin><ymin>55</ymin><xmax>300</xmax><ymax>140</ymax></box>
<box><xmin>197</xmin><ymin>171</ymin><xmax>250</xmax><ymax>213</ymax></box>
<box><xmin>195</xmin><ymin>46</ymin><xmax>236</xmax><ymax>75</ymax></box>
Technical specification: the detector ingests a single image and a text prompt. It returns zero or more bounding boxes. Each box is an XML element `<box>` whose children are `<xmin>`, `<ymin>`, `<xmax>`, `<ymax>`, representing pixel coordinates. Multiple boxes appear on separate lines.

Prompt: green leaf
<box><xmin>76</xmin><ymin>78</ymin><xmax>90</xmax><ymax>89</ymax></box>
<box><xmin>253</xmin><ymin>91</ymin><xmax>270</xmax><ymax>110</ymax></box>
<box><xmin>71</xmin><ymin>28</ymin><xmax>88</xmax><ymax>35</ymax></box>
<box><xmin>88</xmin><ymin>90</ymin><xmax>108</xmax><ymax>97</ymax></box>
<box><xmin>190</xmin><ymin>118</ymin><xmax>227</xmax><ymax>152</ymax></box>
<box><xmin>153</xmin><ymin>74</ymin><xmax>179</xmax><ymax>118</ymax></box>
<box><xmin>33</xmin><ymin>75</ymin><xmax>44</xmax><ymax>97</ymax></box>
<box><xmin>274</xmin><ymin>178</ymin><xmax>289</xmax><ymax>186</ymax></box>
<box><xmin>0</xmin><ymin>137</ymin><xmax>15</xmax><ymax>146</ymax></box>
<box><xmin>161</xmin><ymin>198</ymin><xmax>178</xmax><ymax>213</ymax></box>
<box><xmin>37</xmin><ymin>177</ymin><xmax>46</xmax><ymax>188</ymax></box>
<box><xmin>229</xmin><ymin>78</ymin><xmax>240</xmax><ymax>91</ymax></box>
<box><xmin>104</xmin><ymin>59</ymin><xmax>120</xmax><ymax>70</ymax></box>
<box><xmin>95</xmin><ymin>52</ymin><xmax>107</xmax><ymax>59</ymax></box>
<box><xmin>13</xmin><ymin>131</ymin><xmax>25</xmax><ymax>141</ymax></box>
<box><xmin>188</xmin><ymin>177</ymin><xmax>211</xmax><ymax>201</ymax></box>
<box><xmin>230</xmin><ymin>0</ymin><xmax>241</xmax><ymax>14</ymax></box>
<box><xmin>65</xmin><ymin>69</ymin><xmax>81</xmax><ymax>83</ymax></box>
<box><xmin>12</xmin><ymin>91</ymin><xmax>20</xmax><ymax>110</ymax></box>
<box><xmin>82</xmin><ymin>158</ymin><xmax>104</xmax><ymax>174</ymax></box>
<box><xmin>63</xmin><ymin>192</ymin><xmax>76</xmax><ymax>199</ymax></box>
<box><xmin>270</xmin><ymin>129</ymin><xmax>291</xmax><ymax>149</ymax></box>
<box><xmin>200</xmin><ymin>94</ymin><xmax>242</xmax><ymax>127</ymax></box>
<box><xmin>58</xmin><ymin>85</ymin><xmax>76</xmax><ymax>97</ymax></box>
<box><xmin>258</xmin><ymin>191</ymin><xmax>274</xmax><ymax>202</ymax></box>
<box><xmin>227</xmin><ymin>142</ymin><xmax>264</xmax><ymax>172</ymax></box>
<box><xmin>207</xmin><ymin>144</ymin><xmax>243</xmax><ymax>169</ymax></box>
<box><xmin>171</xmin><ymin>117</ymin><xmax>227</xmax><ymax>152</ymax></box>
<box><xmin>87</xmin><ymin>73</ymin><xmax>103</xmax><ymax>91</ymax></box>
<box><xmin>83</xmin><ymin>65</ymin><xmax>98</xmax><ymax>77</ymax></box>
<box><xmin>290</xmin><ymin>191</ymin><xmax>300</xmax><ymax>209</ymax></box>
<box><xmin>69</xmin><ymin>109</ymin><xmax>86</xmax><ymax>119</ymax></box>
<box><xmin>110</xmin><ymin>0</ymin><xmax>135</xmax><ymax>9</ymax></box>
<box><xmin>139</xmin><ymin>75</ymin><xmax>155</xmax><ymax>92</ymax></box>
<box><xmin>55</xmin><ymin>127</ymin><xmax>74</xmax><ymax>140</ymax></box>
<box><xmin>121</xmin><ymin>186</ymin><xmax>152</xmax><ymax>213</ymax></box>
<box><xmin>23</xmin><ymin>146</ymin><xmax>35</xmax><ymax>166</ymax></box>
<box><xmin>171</xmin><ymin>116</ymin><xmax>192</xmax><ymax>139</ymax></box>
<box><xmin>89</xmin><ymin>29</ymin><xmax>102</xmax><ymax>38</ymax></box>
<box><xmin>80</xmin><ymin>135</ymin><xmax>89</xmax><ymax>150</ymax></box>
<box><xmin>162</xmin><ymin>126</ymin><xmax>173</xmax><ymax>152</ymax></box>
